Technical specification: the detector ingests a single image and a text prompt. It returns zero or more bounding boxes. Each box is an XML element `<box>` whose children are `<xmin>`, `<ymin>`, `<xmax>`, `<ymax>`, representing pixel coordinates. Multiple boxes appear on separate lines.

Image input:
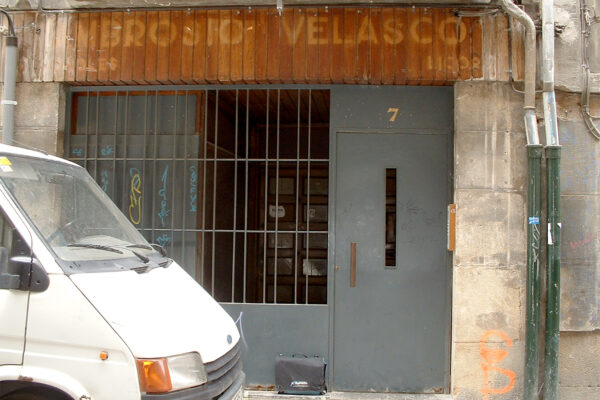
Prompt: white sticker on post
<box><xmin>548</xmin><ymin>223</ymin><xmax>553</xmax><ymax>245</ymax></box>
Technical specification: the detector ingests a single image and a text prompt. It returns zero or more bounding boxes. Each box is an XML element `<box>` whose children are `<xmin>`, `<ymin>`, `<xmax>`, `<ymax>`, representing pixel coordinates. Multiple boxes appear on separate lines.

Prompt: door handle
<box><xmin>350</xmin><ymin>242</ymin><xmax>356</xmax><ymax>288</ymax></box>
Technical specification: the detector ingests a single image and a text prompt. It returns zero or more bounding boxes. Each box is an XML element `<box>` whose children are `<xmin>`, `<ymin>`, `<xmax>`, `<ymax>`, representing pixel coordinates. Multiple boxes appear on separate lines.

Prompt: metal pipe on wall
<box><xmin>542</xmin><ymin>0</ymin><xmax>561</xmax><ymax>399</ymax></box>
<box><xmin>496</xmin><ymin>1</ymin><xmax>541</xmax><ymax>399</ymax></box>
<box><xmin>1</xmin><ymin>11</ymin><xmax>17</xmax><ymax>146</ymax></box>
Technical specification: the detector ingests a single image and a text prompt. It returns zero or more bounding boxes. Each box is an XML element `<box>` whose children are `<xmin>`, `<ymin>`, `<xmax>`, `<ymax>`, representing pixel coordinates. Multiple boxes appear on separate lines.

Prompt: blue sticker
<box><xmin>528</xmin><ymin>217</ymin><xmax>540</xmax><ymax>225</ymax></box>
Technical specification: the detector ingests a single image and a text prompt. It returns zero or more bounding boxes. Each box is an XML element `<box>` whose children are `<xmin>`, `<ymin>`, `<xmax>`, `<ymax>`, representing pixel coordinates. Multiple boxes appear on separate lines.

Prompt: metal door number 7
<box><xmin>387</xmin><ymin>107</ymin><xmax>399</xmax><ymax>122</ymax></box>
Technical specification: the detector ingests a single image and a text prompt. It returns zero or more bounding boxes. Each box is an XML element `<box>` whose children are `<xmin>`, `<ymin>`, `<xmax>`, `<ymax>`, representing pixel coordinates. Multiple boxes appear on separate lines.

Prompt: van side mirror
<box><xmin>0</xmin><ymin>252</ymin><xmax>49</xmax><ymax>293</ymax></box>
<box><xmin>0</xmin><ymin>247</ymin><xmax>20</xmax><ymax>290</ymax></box>
<box><xmin>10</xmin><ymin>256</ymin><xmax>50</xmax><ymax>293</ymax></box>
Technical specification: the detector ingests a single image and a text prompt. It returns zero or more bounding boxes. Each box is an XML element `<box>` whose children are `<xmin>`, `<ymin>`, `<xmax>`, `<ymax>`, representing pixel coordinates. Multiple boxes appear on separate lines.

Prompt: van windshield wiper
<box><xmin>67</xmin><ymin>243</ymin><xmax>123</xmax><ymax>254</ymax></box>
<box><xmin>126</xmin><ymin>244</ymin><xmax>153</xmax><ymax>251</ymax></box>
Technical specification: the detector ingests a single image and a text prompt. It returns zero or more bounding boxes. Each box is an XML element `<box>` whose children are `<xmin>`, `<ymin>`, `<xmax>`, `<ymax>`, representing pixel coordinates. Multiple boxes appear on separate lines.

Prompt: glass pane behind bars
<box><xmin>69</xmin><ymin>89</ymin><xmax>330</xmax><ymax>305</ymax></box>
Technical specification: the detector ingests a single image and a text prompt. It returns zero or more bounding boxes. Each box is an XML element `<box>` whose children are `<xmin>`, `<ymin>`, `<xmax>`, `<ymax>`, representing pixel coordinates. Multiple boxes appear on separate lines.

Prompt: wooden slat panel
<box><xmin>121</xmin><ymin>11</ymin><xmax>136</xmax><ymax>84</ymax></box>
<box><xmin>97</xmin><ymin>12</ymin><xmax>111</xmax><ymax>83</ymax></box>
<box><xmin>458</xmin><ymin>16</ymin><xmax>472</xmax><ymax>80</ymax></box>
<box><xmin>266</xmin><ymin>9</ymin><xmax>280</xmax><ymax>82</ymax></box>
<box><xmin>292</xmin><ymin>8</ymin><xmax>306</xmax><ymax>83</ymax></box>
<box><xmin>205</xmin><ymin>9</ymin><xmax>219</xmax><ymax>82</ymax></box>
<box><xmin>156</xmin><ymin>11</ymin><xmax>171</xmax><ymax>83</ymax></box>
<box><xmin>218</xmin><ymin>9</ymin><xmax>231</xmax><ymax>83</ymax></box>
<box><xmin>482</xmin><ymin>15</ymin><xmax>495</xmax><ymax>81</ymax></box>
<box><xmin>394</xmin><ymin>8</ymin><xmax>407</xmax><ymax>84</ymax></box>
<box><xmin>75</xmin><ymin>13</ymin><xmax>89</xmax><ymax>82</ymax></box>
<box><xmin>132</xmin><ymin>12</ymin><xmax>147</xmax><ymax>83</ymax></box>
<box><xmin>32</xmin><ymin>13</ymin><xmax>46</xmax><ymax>81</ymax></box>
<box><xmin>65</xmin><ymin>13</ymin><xmax>78</xmax><ymax>82</ymax></box>
<box><xmin>495</xmin><ymin>14</ymin><xmax>509</xmax><ymax>82</ymax></box>
<box><xmin>318</xmin><ymin>9</ymin><xmax>331</xmax><ymax>82</ymax></box>
<box><xmin>168</xmin><ymin>11</ymin><xmax>183</xmax><ymax>84</ymax></box>
<box><xmin>445</xmin><ymin>14</ymin><xmax>459</xmax><ymax>81</ymax></box>
<box><xmin>230</xmin><ymin>10</ymin><xmax>244</xmax><ymax>82</ymax></box>
<box><xmin>86</xmin><ymin>12</ymin><xmax>100</xmax><ymax>83</ymax></box>
<box><xmin>432</xmin><ymin>9</ymin><xmax>446</xmax><ymax>83</ymax></box>
<box><xmin>369</xmin><ymin>8</ymin><xmax>383</xmax><ymax>84</ymax></box>
<box><xmin>381</xmin><ymin>7</ymin><xmax>395</xmax><ymax>85</ymax></box>
<box><xmin>42</xmin><ymin>13</ymin><xmax>56</xmax><ymax>82</ymax></box>
<box><xmin>406</xmin><ymin>8</ymin><xmax>420</xmax><ymax>83</ymax></box>
<box><xmin>330</xmin><ymin>8</ymin><xmax>344</xmax><ymax>83</ymax></box>
<box><xmin>109</xmin><ymin>12</ymin><xmax>123</xmax><ymax>84</ymax></box>
<box><xmin>13</xmin><ymin>13</ymin><xmax>24</xmax><ymax>82</ymax></box>
<box><xmin>472</xmin><ymin>16</ymin><xmax>483</xmax><ymax>79</ymax></box>
<box><xmin>356</xmin><ymin>8</ymin><xmax>369</xmax><ymax>84</ymax></box>
<box><xmin>254</xmin><ymin>9</ymin><xmax>268</xmax><ymax>82</ymax></box>
<box><xmin>21</xmin><ymin>12</ymin><xmax>35</xmax><ymax>82</ymax></box>
<box><xmin>180</xmin><ymin>10</ymin><xmax>195</xmax><ymax>83</ymax></box>
<box><xmin>305</xmin><ymin>8</ymin><xmax>319</xmax><ymax>82</ymax></box>
<box><xmin>144</xmin><ymin>11</ymin><xmax>159</xmax><ymax>83</ymax></box>
<box><xmin>419</xmin><ymin>8</ymin><xmax>433</xmax><ymax>85</ymax></box>
<box><xmin>242</xmin><ymin>9</ymin><xmax>256</xmax><ymax>82</ymax></box>
<box><xmin>279</xmin><ymin>9</ymin><xmax>293</xmax><ymax>82</ymax></box>
<box><xmin>511</xmin><ymin>16</ymin><xmax>524</xmax><ymax>81</ymax></box>
<box><xmin>192</xmin><ymin>10</ymin><xmax>207</xmax><ymax>83</ymax></box>
<box><xmin>53</xmin><ymin>13</ymin><xmax>68</xmax><ymax>82</ymax></box>
<box><xmin>50</xmin><ymin>7</ymin><xmax>489</xmax><ymax>85</ymax></box>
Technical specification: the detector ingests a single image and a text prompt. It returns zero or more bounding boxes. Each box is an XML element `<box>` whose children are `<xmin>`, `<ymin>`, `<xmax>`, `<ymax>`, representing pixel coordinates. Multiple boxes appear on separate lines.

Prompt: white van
<box><xmin>0</xmin><ymin>144</ymin><xmax>244</xmax><ymax>400</ymax></box>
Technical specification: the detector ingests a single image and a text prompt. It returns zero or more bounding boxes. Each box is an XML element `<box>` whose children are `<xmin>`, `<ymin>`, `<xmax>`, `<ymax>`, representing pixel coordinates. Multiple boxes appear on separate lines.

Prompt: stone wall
<box><xmin>0</xmin><ymin>82</ymin><xmax>65</xmax><ymax>156</ymax></box>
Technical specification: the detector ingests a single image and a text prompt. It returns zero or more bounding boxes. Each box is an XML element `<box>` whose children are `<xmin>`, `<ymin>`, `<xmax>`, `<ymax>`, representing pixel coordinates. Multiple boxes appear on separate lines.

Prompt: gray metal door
<box><xmin>333</xmin><ymin>131</ymin><xmax>451</xmax><ymax>393</ymax></box>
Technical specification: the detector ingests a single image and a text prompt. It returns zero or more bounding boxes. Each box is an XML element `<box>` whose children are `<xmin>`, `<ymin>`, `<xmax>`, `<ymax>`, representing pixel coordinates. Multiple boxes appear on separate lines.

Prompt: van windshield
<box><xmin>0</xmin><ymin>153</ymin><xmax>156</xmax><ymax>266</ymax></box>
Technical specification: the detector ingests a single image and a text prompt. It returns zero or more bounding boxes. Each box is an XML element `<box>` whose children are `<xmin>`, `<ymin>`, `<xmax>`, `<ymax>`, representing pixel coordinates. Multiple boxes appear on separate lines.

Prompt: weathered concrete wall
<box><xmin>555</xmin><ymin>92</ymin><xmax>600</xmax><ymax>399</ymax></box>
<box><xmin>554</xmin><ymin>0</ymin><xmax>600</xmax><ymax>93</ymax></box>
<box><xmin>0</xmin><ymin>82</ymin><xmax>66</xmax><ymax>155</ymax></box>
<box><xmin>453</xmin><ymin>81</ymin><xmax>527</xmax><ymax>400</ymax></box>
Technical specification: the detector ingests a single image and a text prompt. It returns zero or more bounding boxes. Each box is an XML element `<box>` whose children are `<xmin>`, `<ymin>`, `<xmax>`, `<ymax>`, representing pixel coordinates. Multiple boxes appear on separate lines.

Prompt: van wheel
<box><xmin>2</xmin><ymin>387</ymin><xmax>70</xmax><ymax>400</ymax></box>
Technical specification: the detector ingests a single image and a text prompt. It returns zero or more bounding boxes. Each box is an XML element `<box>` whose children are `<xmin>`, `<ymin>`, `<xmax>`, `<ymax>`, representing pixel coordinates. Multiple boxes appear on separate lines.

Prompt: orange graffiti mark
<box><xmin>480</xmin><ymin>330</ymin><xmax>516</xmax><ymax>400</ymax></box>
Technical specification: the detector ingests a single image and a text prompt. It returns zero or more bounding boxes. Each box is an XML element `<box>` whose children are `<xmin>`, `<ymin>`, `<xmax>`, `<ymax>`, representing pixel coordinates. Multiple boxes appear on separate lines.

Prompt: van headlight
<box><xmin>136</xmin><ymin>352</ymin><xmax>208</xmax><ymax>393</ymax></box>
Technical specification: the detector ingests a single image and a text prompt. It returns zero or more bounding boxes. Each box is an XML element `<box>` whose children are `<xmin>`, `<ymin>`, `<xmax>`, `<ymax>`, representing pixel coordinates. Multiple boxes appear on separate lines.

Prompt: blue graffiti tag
<box><xmin>100</xmin><ymin>170</ymin><xmax>109</xmax><ymax>192</ymax></box>
<box><xmin>189</xmin><ymin>165</ymin><xmax>198</xmax><ymax>213</ymax></box>
<box><xmin>156</xmin><ymin>233</ymin><xmax>172</xmax><ymax>248</ymax></box>
<box><xmin>100</xmin><ymin>146</ymin><xmax>113</xmax><ymax>156</ymax></box>
<box><xmin>158</xmin><ymin>165</ymin><xmax>170</xmax><ymax>227</ymax></box>
<box><xmin>72</xmin><ymin>148</ymin><xmax>83</xmax><ymax>157</ymax></box>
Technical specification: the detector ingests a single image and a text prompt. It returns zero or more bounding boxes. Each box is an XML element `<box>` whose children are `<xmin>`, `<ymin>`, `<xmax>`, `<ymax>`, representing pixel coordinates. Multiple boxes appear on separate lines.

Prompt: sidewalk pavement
<box><xmin>244</xmin><ymin>390</ymin><xmax>453</xmax><ymax>400</ymax></box>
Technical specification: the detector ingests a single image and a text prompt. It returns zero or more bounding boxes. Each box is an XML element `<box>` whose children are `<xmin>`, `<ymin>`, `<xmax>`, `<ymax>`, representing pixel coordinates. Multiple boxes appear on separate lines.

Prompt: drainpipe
<box><xmin>497</xmin><ymin>1</ymin><xmax>541</xmax><ymax>399</ymax></box>
<box><xmin>1</xmin><ymin>11</ymin><xmax>17</xmax><ymax>146</ymax></box>
<box><xmin>541</xmin><ymin>0</ymin><xmax>561</xmax><ymax>399</ymax></box>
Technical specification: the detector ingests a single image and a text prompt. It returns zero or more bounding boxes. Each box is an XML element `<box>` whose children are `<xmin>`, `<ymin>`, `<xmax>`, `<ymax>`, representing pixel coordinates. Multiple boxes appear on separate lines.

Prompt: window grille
<box><xmin>68</xmin><ymin>87</ymin><xmax>330</xmax><ymax>304</ymax></box>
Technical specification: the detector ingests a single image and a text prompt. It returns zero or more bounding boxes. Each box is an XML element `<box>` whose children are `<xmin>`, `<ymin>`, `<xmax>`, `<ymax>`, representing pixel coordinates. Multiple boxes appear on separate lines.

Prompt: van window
<box><xmin>0</xmin><ymin>154</ymin><xmax>165</xmax><ymax>272</ymax></box>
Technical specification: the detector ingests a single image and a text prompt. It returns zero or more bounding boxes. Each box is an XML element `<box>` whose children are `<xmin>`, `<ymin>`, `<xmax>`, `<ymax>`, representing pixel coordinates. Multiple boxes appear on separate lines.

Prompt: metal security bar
<box><xmin>67</xmin><ymin>87</ymin><xmax>330</xmax><ymax>305</ymax></box>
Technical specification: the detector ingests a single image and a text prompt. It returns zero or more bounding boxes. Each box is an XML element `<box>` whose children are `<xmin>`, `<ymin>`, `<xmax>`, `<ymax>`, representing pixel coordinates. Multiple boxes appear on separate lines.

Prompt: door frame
<box><xmin>326</xmin><ymin>86</ymin><xmax>455</xmax><ymax>392</ymax></box>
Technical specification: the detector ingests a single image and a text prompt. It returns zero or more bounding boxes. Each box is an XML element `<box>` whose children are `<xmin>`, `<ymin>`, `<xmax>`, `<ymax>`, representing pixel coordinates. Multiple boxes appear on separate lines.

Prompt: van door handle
<box><xmin>350</xmin><ymin>242</ymin><xmax>357</xmax><ymax>288</ymax></box>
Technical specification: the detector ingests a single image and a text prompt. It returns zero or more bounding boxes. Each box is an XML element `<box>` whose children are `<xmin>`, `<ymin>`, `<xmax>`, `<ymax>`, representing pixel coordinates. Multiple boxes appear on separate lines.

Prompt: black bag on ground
<box><xmin>275</xmin><ymin>354</ymin><xmax>327</xmax><ymax>395</ymax></box>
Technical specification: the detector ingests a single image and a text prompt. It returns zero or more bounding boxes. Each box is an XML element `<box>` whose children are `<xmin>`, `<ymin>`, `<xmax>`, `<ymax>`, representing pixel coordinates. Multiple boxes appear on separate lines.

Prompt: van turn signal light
<box><xmin>99</xmin><ymin>351</ymin><xmax>108</xmax><ymax>360</ymax></box>
<box><xmin>136</xmin><ymin>358</ymin><xmax>172</xmax><ymax>393</ymax></box>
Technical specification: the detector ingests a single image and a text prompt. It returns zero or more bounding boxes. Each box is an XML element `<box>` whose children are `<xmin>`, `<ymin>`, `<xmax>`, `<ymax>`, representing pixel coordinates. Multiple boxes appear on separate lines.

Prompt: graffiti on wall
<box><xmin>480</xmin><ymin>330</ymin><xmax>516</xmax><ymax>399</ymax></box>
<box><xmin>128</xmin><ymin>168</ymin><xmax>142</xmax><ymax>225</ymax></box>
<box><xmin>158</xmin><ymin>165</ymin><xmax>171</xmax><ymax>227</ymax></box>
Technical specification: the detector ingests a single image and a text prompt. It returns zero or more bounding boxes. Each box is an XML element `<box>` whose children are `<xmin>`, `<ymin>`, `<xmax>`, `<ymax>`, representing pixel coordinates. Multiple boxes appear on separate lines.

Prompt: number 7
<box><xmin>387</xmin><ymin>107</ymin><xmax>399</xmax><ymax>122</ymax></box>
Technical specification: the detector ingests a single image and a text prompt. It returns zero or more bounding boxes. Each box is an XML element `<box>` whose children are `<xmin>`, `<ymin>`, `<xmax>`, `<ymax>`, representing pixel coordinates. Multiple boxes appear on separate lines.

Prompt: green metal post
<box><xmin>524</xmin><ymin>145</ymin><xmax>542</xmax><ymax>400</ymax></box>
<box><xmin>544</xmin><ymin>145</ymin><xmax>561</xmax><ymax>400</ymax></box>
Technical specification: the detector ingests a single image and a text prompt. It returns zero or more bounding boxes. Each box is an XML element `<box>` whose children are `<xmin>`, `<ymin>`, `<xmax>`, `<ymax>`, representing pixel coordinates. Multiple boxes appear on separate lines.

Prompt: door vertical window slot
<box><xmin>385</xmin><ymin>168</ymin><xmax>397</xmax><ymax>268</ymax></box>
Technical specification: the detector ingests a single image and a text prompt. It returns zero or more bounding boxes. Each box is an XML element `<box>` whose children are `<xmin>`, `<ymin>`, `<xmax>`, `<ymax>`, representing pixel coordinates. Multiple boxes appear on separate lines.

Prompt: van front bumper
<box><xmin>141</xmin><ymin>369</ymin><xmax>245</xmax><ymax>400</ymax></box>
